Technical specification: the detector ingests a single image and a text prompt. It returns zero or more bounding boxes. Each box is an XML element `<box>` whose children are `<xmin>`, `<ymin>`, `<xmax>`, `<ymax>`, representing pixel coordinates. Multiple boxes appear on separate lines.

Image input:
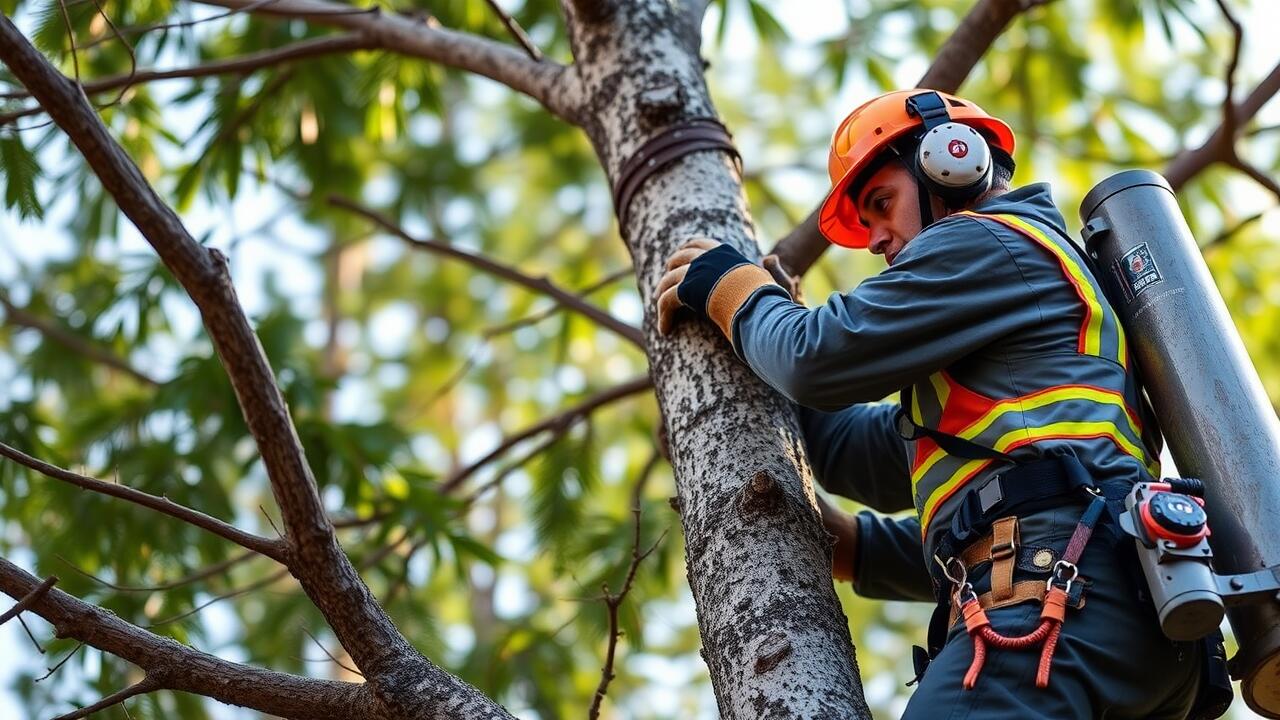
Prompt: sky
<box><xmin>2</xmin><ymin>0</ymin><xmax>1280</xmax><ymax>718</ymax></box>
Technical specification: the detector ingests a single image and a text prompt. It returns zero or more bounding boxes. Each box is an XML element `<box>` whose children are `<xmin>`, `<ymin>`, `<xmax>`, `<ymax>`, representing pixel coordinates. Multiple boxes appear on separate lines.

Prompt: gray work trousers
<box><xmin>901</xmin><ymin>505</ymin><xmax>1204</xmax><ymax>720</ymax></box>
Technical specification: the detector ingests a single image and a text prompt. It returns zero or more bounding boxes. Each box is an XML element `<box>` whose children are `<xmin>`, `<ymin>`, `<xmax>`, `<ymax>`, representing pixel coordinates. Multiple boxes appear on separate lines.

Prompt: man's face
<box><xmin>855</xmin><ymin>162</ymin><xmax>927</xmax><ymax>266</ymax></box>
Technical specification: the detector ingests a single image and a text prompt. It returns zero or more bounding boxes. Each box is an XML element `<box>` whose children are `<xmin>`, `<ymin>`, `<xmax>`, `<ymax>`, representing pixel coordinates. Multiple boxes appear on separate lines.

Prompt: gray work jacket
<box><xmin>730</xmin><ymin>183</ymin><xmax>1159</xmax><ymax>601</ymax></box>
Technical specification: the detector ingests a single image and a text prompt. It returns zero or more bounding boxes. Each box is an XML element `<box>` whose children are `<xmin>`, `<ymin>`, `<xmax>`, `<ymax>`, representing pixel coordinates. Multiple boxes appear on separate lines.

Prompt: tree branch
<box><xmin>0</xmin><ymin>32</ymin><xmax>379</xmax><ymax>105</ymax></box>
<box><xmin>57</xmin><ymin>550</ymin><xmax>258</xmax><ymax>593</ymax></box>
<box><xmin>194</xmin><ymin>0</ymin><xmax>579</xmax><ymax>121</ymax></box>
<box><xmin>1228</xmin><ymin>157</ymin><xmax>1280</xmax><ymax>202</ymax></box>
<box><xmin>0</xmin><ymin>557</ymin><xmax>381</xmax><ymax>720</ymax></box>
<box><xmin>441</xmin><ymin>375</ymin><xmax>652</xmax><ymax>493</ymax></box>
<box><xmin>0</xmin><ymin>441</ymin><xmax>287</xmax><ymax>562</ymax></box>
<box><xmin>769</xmin><ymin>0</ymin><xmax>1054</xmax><ymax>276</ymax></box>
<box><xmin>327</xmin><ymin>195</ymin><xmax>644</xmax><ymax>347</ymax></box>
<box><xmin>483</xmin><ymin>0</ymin><xmax>542</xmax><ymax>62</ymax></box>
<box><xmin>50</xmin><ymin>676</ymin><xmax>159</xmax><ymax>720</ymax></box>
<box><xmin>588</xmin><ymin>450</ymin><xmax>663</xmax><ymax>720</ymax></box>
<box><xmin>0</xmin><ymin>575</ymin><xmax>58</xmax><ymax>627</ymax></box>
<box><xmin>0</xmin><ymin>292</ymin><xmax>160</xmax><ymax>385</ymax></box>
<box><xmin>0</xmin><ymin>18</ymin><xmax>515</xmax><ymax>713</ymax></box>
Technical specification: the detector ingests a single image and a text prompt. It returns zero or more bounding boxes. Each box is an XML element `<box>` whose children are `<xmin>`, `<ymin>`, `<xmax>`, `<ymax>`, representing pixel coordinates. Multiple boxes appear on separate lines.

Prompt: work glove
<box><xmin>656</xmin><ymin>238</ymin><xmax>790</xmax><ymax>340</ymax></box>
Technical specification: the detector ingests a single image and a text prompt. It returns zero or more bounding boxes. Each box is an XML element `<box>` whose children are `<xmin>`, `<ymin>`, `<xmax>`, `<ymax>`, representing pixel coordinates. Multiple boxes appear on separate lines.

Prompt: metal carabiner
<box><xmin>934</xmin><ymin>554</ymin><xmax>977</xmax><ymax>605</ymax></box>
<box><xmin>1047</xmin><ymin>559</ymin><xmax>1079</xmax><ymax>595</ymax></box>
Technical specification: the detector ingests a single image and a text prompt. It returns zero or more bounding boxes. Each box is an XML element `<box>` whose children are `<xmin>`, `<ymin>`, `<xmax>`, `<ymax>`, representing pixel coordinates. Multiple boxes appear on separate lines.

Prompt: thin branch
<box><xmin>79</xmin><ymin>0</ymin><xmax>374</xmax><ymax>51</ymax></box>
<box><xmin>0</xmin><ymin>557</ymin><xmax>380</xmax><ymax>718</ymax></box>
<box><xmin>303</xmin><ymin>628</ymin><xmax>363</xmax><ymax>677</ymax></box>
<box><xmin>1228</xmin><ymin>157</ymin><xmax>1280</xmax><ymax>202</ymax></box>
<box><xmin>0</xmin><ymin>33</ymin><xmax>379</xmax><ymax>103</ymax></box>
<box><xmin>51</xmin><ymin>676</ymin><xmax>159</xmax><ymax>720</ymax></box>
<box><xmin>441</xmin><ymin>375</ymin><xmax>653</xmax><ymax>493</ymax></box>
<box><xmin>483</xmin><ymin>0</ymin><xmax>542</xmax><ymax>62</ymax></box>
<box><xmin>460</xmin><ymin>427</ymin><xmax>568</xmax><ymax>507</ymax></box>
<box><xmin>0</xmin><ymin>442</ymin><xmax>287</xmax><ymax>562</ymax></box>
<box><xmin>0</xmin><ymin>292</ymin><xmax>160</xmax><ymax>385</ymax></box>
<box><xmin>38</xmin><ymin>641</ymin><xmax>86</xmax><ymax>682</ymax></box>
<box><xmin>144</xmin><ymin>567</ymin><xmax>290</xmax><ymax>628</ymax></box>
<box><xmin>193</xmin><ymin>0</ymin><xmax>579</xmax><ymax>121</ymax></box>
<box><xmin>589</xmin><ymin>450</ymin><xmax>665</xmax><ymax>720</ymax></box>
<box><xmin>0</xmin><ymin>575</ymin><xmax>58</xmax><ymax>627</ymax></box>
<box><xmin>327</xmin><ymin>195</ymin><xmax>644</xmax><ymax>347</ymax></box>
<box><xmin>56</xmin><ymin>550</ymin><xmax>258</xmax><ymax>593</ymax></box>
<box><xmin>770</xmin><ymin>0</ymin><xmax>1057</xmax><ymax>275</ymax></box>
<box><xmin>1205</xmin><ymin>209</ymin><xmax>1269</xmax><ymax>248</ymax></box>
<box><xmin>1165</xmin><ymin>61</ymin><xmax>1280</xmax><ymax>190</ymax></box>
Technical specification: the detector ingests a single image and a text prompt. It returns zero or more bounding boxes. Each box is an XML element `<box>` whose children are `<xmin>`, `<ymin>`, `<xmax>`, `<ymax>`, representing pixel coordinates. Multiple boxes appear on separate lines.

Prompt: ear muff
<box><xmin>904</xmin><ymin>92</ymin><xmax>994</xmax><ymax>206</ymax></box>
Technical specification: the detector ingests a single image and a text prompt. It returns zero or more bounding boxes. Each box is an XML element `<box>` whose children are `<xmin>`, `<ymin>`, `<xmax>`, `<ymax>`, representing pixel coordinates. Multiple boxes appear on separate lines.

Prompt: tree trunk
<box><xmin>562</xmin><ymin>2</ymin><xmax>870</xmax><ymax>716</ymax></box>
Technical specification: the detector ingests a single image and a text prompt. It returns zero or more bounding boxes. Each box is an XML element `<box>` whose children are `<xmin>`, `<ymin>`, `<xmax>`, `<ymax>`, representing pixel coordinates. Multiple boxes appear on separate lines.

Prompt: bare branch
<box><xmin>484</xmin><ymin>0</ymin><xmax>542</xmax><ymax>61</ymax></box>
<box><xmin>589</xmin><ymin>450</ymin><xmax>665</xmax><ymax>719</ymax></box>
<box><xmin>194</xmin><ymin>0</ymin><xmax>579</xmax><ymax>121</ymax></box>
<box><xmin>51</xmin><ymin>676</ymin><xmax>159</xmax><ymax>720</ymax></box>
<box><xmin>770</xmin><ymin>0</ymin><xmax>1056</xmax><ymax>276</ymax></box>
<box><xmin>303</xmin><ymin>627</ymin><xmax>363</xmax><ymax>677</ymax></box>
<box><xmin>145</xmin><ymin>567</ymin><xmax>290</xmax><ymax>628</ymax></box>
<box><xmin>0</xmin><ymin>33</ymin><xmax>379</xmax><ymax>104</ymax></box>
<box><xmin>1228</xmin><ymin>157</ymin><xmax>1280</xmax><ymax>202</ymax></box>
<box><xmin>327</xmin><ymin>195</ymin><xmax>644</xmax><ymax>347</ymax></box>
<box><xmin>57</xmin><ymin>550</ymin><xmax>259</xmax><ymax>593</ymax></box>
<box><xmin>0</xmin><ymin>557</ymin><xmax>380</xmax><ymax>719</ymax></box>
<box><xmin>460</xmin><ymin>426</ymin><xmax>568</xmax><ymax>507</ymax></box>
<box><xmin>79</xmin><ymin>0</ymin><xmax>374</xmax><ymax>51</ymax></box>
<box><xmin>1205</xmin><ymin>208</ymin><xmax>1269</xmax><ymax>248</ymax></box>
<box><xmin>0</xmin><ymin>292</ymin><xmax>160</xmax><ymax>385</ymax></box>
<box><xmin>0</xmin><ymin>442</ymin><xmax>288</xmax><ymax>562</ymax></box>
<box><xmin>441</xmin><ymin>375</ymin><xmax>653</xmax><ymax>493</ymax></box>
<box><xmin>0</xmin><ymin>575</ymin><xmax>58</xmax><ymax>627</ymax></box>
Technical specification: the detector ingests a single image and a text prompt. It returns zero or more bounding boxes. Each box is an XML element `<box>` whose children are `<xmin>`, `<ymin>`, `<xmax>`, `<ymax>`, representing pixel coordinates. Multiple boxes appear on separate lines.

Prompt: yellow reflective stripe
<box><xmin>909</xmin><ymin>386</ymin><xmax>1141</xmax><ymax>493</ymax></box>
<box><xmin>929</xmin><ymin>372</ymin><xmax>951</xmax><ymax>409</ymax></box>
<box><xmin>960</xmin><ymin>212</ymin><xmax>1108</xmax><ymax>358</ymax></box>
<box><xmin>910</xmin><ymin>387</ymin><xmax>922</xmax><ymax>425</ymax></box>
<box><xmin>919</xmin><ymin>420</ymin><xmax>1151</xmax><ymax>538</ymax></box>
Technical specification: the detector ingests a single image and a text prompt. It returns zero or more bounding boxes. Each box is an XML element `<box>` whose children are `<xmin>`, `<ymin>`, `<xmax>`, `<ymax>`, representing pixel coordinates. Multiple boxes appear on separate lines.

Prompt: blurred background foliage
<box><xmin>0</xmin><ymin>0</ymin><xmax>1277</xmax><ymax>717</ymax></box>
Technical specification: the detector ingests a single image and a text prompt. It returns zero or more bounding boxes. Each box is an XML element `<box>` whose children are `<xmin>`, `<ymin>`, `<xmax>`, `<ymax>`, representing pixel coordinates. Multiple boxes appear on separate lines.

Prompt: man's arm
<box><xmin>657</xmin><ymin>218</ymin><xmax>1045</xmax><ymax>411</ymax></box>
<box><xmin>799</xmin><ymin>402</ymin><xmax>913</xmax><ymax>512</ymax></box>
<box><xmin>819</xmin><ymin>496</ymin><xmax>934</xmax><ymax>602</ymax></box>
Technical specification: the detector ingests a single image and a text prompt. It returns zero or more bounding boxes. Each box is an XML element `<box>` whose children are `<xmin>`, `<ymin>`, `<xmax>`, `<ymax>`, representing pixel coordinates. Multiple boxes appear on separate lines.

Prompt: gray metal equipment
<box><xmin>1081</xmin><ymin>170</ymin><xmax>1280</xmax><ymax>718</ymax></box>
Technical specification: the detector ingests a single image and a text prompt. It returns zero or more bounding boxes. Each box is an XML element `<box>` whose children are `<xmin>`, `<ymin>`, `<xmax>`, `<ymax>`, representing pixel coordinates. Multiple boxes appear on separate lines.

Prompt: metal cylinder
<box><xmin>1080</xmin><ymin>169</ymin><xmax>1280</xmax><ymax>718</ymax></box>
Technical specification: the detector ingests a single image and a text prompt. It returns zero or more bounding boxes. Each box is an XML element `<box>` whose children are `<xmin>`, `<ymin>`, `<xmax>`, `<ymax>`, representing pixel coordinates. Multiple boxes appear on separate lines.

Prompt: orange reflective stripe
<box><xmin>918</xmin><ymin>422</ymin><xmax>1156</xmax><ymax>539</ymax></box>
<box><xmin>958</xmin><ymin>211</ymin><xmax>1108</xmax><ymax>359</ymax></box>
<box><xmin>910</xmin><ymin>384</ymin><xmax>1144</xmax><ymax>493</ymax></box>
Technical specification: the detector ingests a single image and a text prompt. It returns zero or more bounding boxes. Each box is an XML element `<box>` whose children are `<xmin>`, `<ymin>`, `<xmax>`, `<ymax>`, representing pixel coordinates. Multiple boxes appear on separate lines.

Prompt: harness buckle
<box><xmin>1047</xmin><ymin>559</ymin><xmax>1079</xmax><ymax>595</ymax></box>
<box><xmin>991</xmin><ymin>539</ymin><xmax>1017</xmax><ymax>562</ymax></box>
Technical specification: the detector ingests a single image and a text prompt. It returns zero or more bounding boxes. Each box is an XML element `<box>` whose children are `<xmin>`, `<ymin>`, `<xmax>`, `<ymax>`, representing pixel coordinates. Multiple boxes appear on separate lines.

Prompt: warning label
<box><xmin>1114</xmin><ymin>243</ymin><xmax>1163</xmax><ymax>302</ymax></box>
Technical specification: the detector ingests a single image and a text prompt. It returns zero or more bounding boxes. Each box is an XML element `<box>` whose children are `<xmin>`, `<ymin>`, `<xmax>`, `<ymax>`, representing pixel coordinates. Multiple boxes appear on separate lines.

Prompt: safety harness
<box><xmin>897</xmin><ymin>397</ymin><xmax>1120</xmax><ymax>690</ymax></box>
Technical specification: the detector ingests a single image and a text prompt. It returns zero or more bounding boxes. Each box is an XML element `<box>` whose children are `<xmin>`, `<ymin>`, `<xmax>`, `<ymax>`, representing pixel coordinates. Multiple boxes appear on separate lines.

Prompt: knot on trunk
<box><xmin>638</xmin><ymin>81</ymin><xmax>684</xmax><ymax>126</ymax></box>
<box><xmin>738</xmin><ymin>471</ymin><xmax>785</xmax><ymax>518</ymax></box>
<box><xmin>569</xmin><ymin>0</ymin><xmax>617</xmax><ymax>24</ymax></box>
<box><xmin>668</xmin><ymin>495</ymin><xmax>683</xmax><ymax>516</ymax></box>
<box><xmin>754</xmin><ymin>633</ymin><xmax>792</xmax><ymax>674</ymax></box>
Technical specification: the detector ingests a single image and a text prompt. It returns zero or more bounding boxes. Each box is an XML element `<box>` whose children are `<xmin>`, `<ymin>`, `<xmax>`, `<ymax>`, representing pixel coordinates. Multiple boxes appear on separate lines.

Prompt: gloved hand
<box><xmin>656</xmin><ymin>237</ymin><xmax>786</xmax><ymax>339</ymax></box>
<box><xmin>816</xmin><ymin>493</ymin><xmax>860</xmax><ymax>584</ymax></box>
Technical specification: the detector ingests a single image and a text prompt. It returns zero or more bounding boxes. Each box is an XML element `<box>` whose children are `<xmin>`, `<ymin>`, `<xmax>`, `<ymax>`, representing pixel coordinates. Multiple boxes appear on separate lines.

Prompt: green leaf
<box><xmin>0</xmin><ymin>134</ymin><xmax>43</xmax><ymax>219</ymax></box>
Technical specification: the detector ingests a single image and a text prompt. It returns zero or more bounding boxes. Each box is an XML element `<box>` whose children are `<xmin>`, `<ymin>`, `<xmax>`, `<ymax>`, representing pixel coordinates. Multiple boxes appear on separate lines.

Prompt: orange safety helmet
<box><xmin>819</xmin><ymin>89</ymin><xmax>1016</xmax><ymax>249</ymax></box>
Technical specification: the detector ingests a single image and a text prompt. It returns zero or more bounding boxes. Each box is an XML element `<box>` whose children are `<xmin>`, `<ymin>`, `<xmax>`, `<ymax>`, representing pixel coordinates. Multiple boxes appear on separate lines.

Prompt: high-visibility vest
<box><xmin>909</xmin><ymin>211</ymin><xmax>1161</xmax><ymax>550</ymax></box>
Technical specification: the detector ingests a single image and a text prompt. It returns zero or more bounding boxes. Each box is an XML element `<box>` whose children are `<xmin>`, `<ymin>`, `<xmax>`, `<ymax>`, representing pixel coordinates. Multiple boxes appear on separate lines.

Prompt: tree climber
<box><xmin>655</xmin><ymin>89</ymin><xmax>1228</xmax><ymax>719</ymax></box>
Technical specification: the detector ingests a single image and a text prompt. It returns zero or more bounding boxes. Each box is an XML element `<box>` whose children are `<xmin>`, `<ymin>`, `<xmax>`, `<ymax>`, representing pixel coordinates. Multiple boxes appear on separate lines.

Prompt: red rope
<box><xmin>959</xmin><ymin>587</ymin><xmax>1070</xmax><ymax>690</ymax></box>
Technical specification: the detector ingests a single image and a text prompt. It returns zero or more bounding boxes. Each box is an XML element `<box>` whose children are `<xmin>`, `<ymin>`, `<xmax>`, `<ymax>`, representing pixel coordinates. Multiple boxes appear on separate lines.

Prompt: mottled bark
<box><xmin>561</xmin><ymin>2</ymin><xmax>868</xmax><ymax>716</ymax></box>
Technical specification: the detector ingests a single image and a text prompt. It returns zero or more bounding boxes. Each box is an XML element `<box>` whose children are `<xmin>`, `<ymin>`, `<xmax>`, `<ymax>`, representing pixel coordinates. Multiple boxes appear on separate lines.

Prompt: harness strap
<box><xmin>896</xmin><ymin>387</ymin><xmax>1015</xmax><ymax>462</ymax></box>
